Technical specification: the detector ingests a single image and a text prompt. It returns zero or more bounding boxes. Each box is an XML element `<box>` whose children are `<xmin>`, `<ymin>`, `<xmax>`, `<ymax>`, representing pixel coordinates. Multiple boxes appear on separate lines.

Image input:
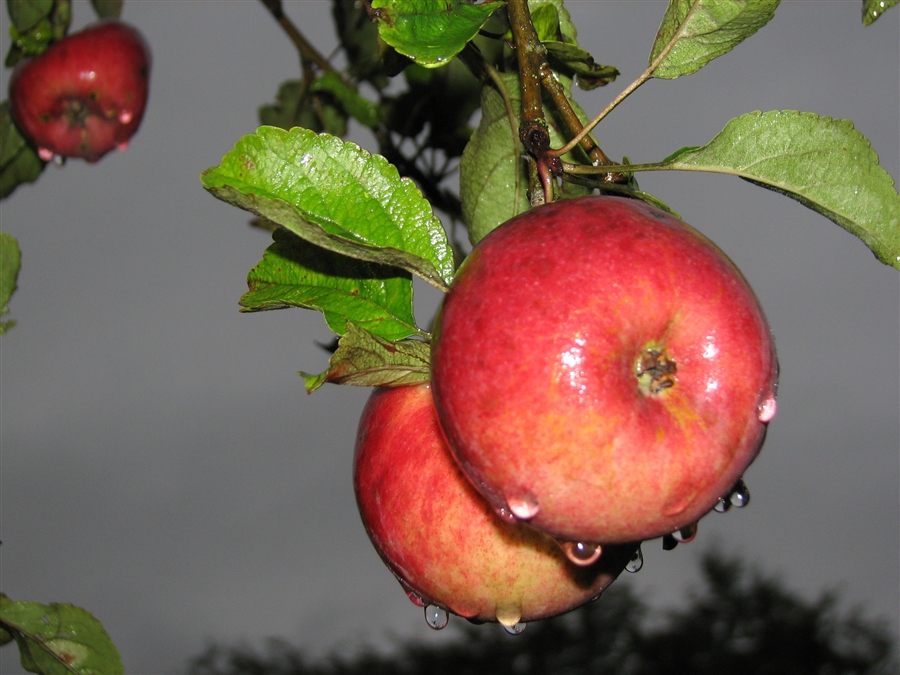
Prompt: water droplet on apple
<box><xmin>672</xmin><ymin>521</ymin><xmax>698</xmax><ymax>543</ymax></box>
<box><xmin>503</xmin><ymin>622</ymin><xmax>527</xmax><ymax>635</ymax></box>
<box><xmin>662</xmin><ymin>533</ymin><xmax>678</xmax><ymax>550</ymax></box>
<box><xmin>560</xmin><ymin>541</ymin><xmax>602</xmax><ymax>566</ymax></box>
<box><xmin>118</xmin><ymin>110</ymin><xmax>134</xmax><ymax>124</ymax></box>
<box><xmin>495</xmin><ymin>606</ymin><xmax>522</xmax><ymax>627</ymax></box>
<box><xmin>713</xmin><ymin>497</ymin><xmax>731</xmax><ymax>513</ymax></box>
<box><xmin>424</xmin><ymin>605</ymin><xmax>449</xmax><ymax>630</ymax></box>
<box><xmin>506</xmin><ymin>494</ymin><xmax>539</xmax><ymax>520</ymax></box>
<box><xmin>116</xmin><ymin>141</ymin><xmax>130</xmax><ymax>152</ymax></box>
<box><xmin>757</xmin><ymin>393</ymin><xmax>777</xmax><ymax>422</ymax></box>
<box><xmin>37</xmin><ymin>147</ymin><xmax>55</xmax><ymax>162</ymax></box>
<box><xmin>729</xmin><ymin>478</ymin><xmax>750</xmax><ymax>508</ymax></box>
<box><xmin>626</xmin><ymin>545</ymin><xmax>644</xmax><ymax>573</ymax></box>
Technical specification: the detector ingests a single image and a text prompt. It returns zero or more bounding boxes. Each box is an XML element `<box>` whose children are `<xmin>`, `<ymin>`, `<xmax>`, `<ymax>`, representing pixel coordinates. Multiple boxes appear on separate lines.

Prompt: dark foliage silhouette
<box><xmin>188</xmin><ymin>551</ymin><xmax>898</xmax><ymax>675</ymax></box>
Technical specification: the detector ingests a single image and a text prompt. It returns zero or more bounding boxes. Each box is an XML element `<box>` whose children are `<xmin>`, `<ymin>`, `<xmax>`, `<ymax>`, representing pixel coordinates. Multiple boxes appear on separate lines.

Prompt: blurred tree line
<box><xmin>188</xmin><ymin>552</ymin><xmax>898</xmax><ymax>675</ymax></box>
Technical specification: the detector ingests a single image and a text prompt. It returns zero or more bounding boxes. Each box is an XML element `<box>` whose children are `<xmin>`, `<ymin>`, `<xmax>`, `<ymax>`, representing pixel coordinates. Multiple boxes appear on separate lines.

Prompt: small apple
<box><xmin>353</xmin><ymin>383</ymin><xmax>638</xmax><ymax>628</ymax></box>
<box><xmin>431</xmin><ymin>195</ymin><xmax>778</xmax><ymax>545</ymax></box>
<box><xmin>8</xmin><ymin>20</ymin><xmax>151</xmax><ymax>163</ymax></box>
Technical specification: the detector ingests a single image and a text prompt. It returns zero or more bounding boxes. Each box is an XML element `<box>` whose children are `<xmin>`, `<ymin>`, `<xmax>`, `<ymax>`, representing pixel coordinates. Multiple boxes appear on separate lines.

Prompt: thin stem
<box><xmin>550</xmin><ymin>67</ymin><xmax>653</xmax><ymax>159</ymax></box>
<box><xmin>257</xmin><ymin>0</ymin><xmax>336</xmax><ymax>75</ymax></box>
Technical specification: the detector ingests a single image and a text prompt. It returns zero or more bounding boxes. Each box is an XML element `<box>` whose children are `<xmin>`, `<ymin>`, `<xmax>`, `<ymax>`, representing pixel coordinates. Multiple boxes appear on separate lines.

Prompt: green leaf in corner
<box><xmin>663</xmin><ymin>110</ymin><xmax>900</xmax><ymax>269</ymax></box>
<box><xmin>0</xmin><ymin>595</ymin><xmax>124</xmax><ymax>675</ymax></box>
<box><xmin>649</xmin><ymin>0</ymin><xmax>780</xmax><ymax>79</ymax></box>
<box><xmin>370</xmin><ymin>0</ymin><xmax>504</xmax><ymax>68</ymax></box>
<box><xmin>201</xmin><ymin>127</ymin><xmax>455</xmax><ymax>290</ymax></box>
<box><xmin>302</xmin><ymin>323</ymin><xmax>430</xmax><ymax>393</ymax></box>
<box><xmin>241</xmin><ymin>227</ymin><xmax>421</xmax><ymax>341</ymax></box>
<box><xmin>862</xmin><ymin>0</ymin><xmax>898</xmax><ymax>25</ymax></box>
<box><xmin>89</xmin><ymin>0</ymin><xmax>123</xmax><ymax>19</ymax></box>
<box><xmin>1</xmin><ymin>231</ymin><xmax>21</xmax><ymax>334</ymax></box>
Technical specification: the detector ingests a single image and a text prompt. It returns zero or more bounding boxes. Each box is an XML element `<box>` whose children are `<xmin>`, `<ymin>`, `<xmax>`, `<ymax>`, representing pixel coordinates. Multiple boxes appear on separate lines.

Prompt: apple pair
<box><xmin>355</xmin><ymin>195</ymin><xmax>778</xmax><ymax>628</ymax></box>
<box><xmin>8</xmin><ymin>20</ymin><xmax>151</xmax><ymax>163</ymax></box>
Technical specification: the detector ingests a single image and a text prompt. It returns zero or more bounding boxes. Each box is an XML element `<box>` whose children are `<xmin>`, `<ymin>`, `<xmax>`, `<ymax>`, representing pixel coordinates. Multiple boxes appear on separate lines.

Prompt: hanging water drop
<box><xmin>506</xmin><ymin>494</ymin><xmax>539</xmax><ymax>520</ymax></box>
<box><xmin>662</xmin><ymin>533</ymin><xmax>678</xmax><ymax>550</ymax></box>
<box><xmin>713</xmin><ymin>496</ymin><xmax>731</xmax><ymax>513</ymax></box>
<box><xmin>503</xmin><ymin>622</ymin><xmax>527</xmax><ymax>635</ymax></box>
<box><xmin>424</xmin><ymin>605</ymin><xmax>449</xmax><ymax>630</ymax></box>
<box><xmin>729</xmin><ymin>478</ymin><xmax>750</xmax><ymax>508</ymax></box>
<box><xmin>626</xmin><ymin>545</ymin><xmax>644</xmax><ymax>573</ymax></box>
<box><xmin>672</xmin><ymin>521</ymin><xmax>698</xmax><ymax>543</ymax></box>
<box><xmin>560</xmin><ymin>541</ymin><xmax>602</xmax><ymax>566</ymax></box>
<box><xmin>757</xmin><ymin>393</ymin><xmax>777</xmax><ymax>422</ymax></box>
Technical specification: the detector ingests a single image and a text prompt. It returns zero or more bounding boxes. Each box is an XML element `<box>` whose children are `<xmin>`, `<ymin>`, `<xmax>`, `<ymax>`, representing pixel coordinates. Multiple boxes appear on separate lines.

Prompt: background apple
<box><xmin>431</xmin><ymin>195</ymin><xmax>779</xmax><ymax>546</ymax></box>
<box><xmin>8</xmin><ymin>20</ymin><xmax>151</xmax><ymax>163</ymax></box>
<box><xmin>353</xmin><ymin>383</ymin><xmax>639</xmax><ymax>628</ymax></box>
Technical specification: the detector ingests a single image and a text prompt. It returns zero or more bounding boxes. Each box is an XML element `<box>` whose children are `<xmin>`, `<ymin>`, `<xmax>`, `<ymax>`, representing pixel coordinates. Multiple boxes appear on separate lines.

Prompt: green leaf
<box><xmin>309</xmin><ymin>72</ymin><xmax>380</xmax><ymax>129</ymax></box>
<box><xmin>1</xmin><ymin>100</ymin><xmax>46</xmax><ymax>199</ymax></box>
<box><xmin>649</xmin><ymin>0</ymin><xmax>780</xmax><ymax>79</ymax></box>
<box><xmin>369</xmin><ymin>0</ymin><xmax>504</xmax><ymax>68</ymax></box>
<box><xmin>663</xmin><ymin>110</ymin><xmax>900</xmax><ymax>270</ymax></box>
<box><xmin>258</xmin><ymin>80</ymin><xmax>348</xmax><ymax>137</ymax></box>
<box><xmin>529</xmin><ymin>0</ymin><xmax>578</xmax><ymax>43</ymax></box>
<box><xmin>1</xmin><ymin>231</ymin><xmax>21</xmax><ymax>334</ymax></box>
<box><xmin>862</xmin><ymin>0</ymin><xmax>898</xmax><ymax>25</ymax></box>
<box><xmin>459</xmin><ymin>73</ymin><xmax>592</xmax><ymax>244</ymax></box>
<box><xmin>201</xmin><ymin>127</ymin><xmax>454</xmax><ymax>290</ymax></box>
<box><xmin>302</xmin><ymin>323</ymin><xmax>430</xmax><ymax>393</ymax></box>
<box><xmin>241</xmin><ymin>227</ymin><xmax>420</xmax><ymax>341</ymax></box>
<box><xmin>544</xmin><ymin>42</ymin><xmax>619</xmax><ymax>90</ymax></box>
<box><xmin>89</xmin><ymin>0</ymin><xmax>122</xmax><ymax>19</ymax></box>
<box><xmin>0</xmin><ymin>595</ymin><xmax>124</xmax><ymax>675</ymax></box>
<box><xmin>6</xmin><ymin>0</ymin><xmax>54</xmax><ymax>32</ymax></box>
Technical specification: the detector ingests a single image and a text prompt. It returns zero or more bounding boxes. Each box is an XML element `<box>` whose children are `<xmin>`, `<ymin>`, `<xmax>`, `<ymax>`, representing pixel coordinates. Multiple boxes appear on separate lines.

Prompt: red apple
<box><xmin>431</xmin><ymin>195</ymin><xmax>778</xmax><ymax>545</ymax></box>
<box><xmin>354</xmin><ymin>383</ymin><xmax>638</xmax><ymax>627</ymax></box>
<box><xmin>8</xmin><ymin>20</ymin><xmax>151</xmax><ymax>163</ymax></box>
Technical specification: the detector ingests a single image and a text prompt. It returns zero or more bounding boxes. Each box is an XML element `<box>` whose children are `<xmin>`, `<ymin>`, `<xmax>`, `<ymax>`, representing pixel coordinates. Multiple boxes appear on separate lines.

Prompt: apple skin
<box><xmin>431</xmin><ymin>195</ymin><xmax>778</xmax><ymax>545</ymax></box>
<box><xmin>353</xmin><ymin>383</ymin><xmax>638</xmax><ymax>626</ymax></box>
<box><xmin>8</xmin><ymin>20</ymin><xmax>151</xmax><ymax>163</ymax></box>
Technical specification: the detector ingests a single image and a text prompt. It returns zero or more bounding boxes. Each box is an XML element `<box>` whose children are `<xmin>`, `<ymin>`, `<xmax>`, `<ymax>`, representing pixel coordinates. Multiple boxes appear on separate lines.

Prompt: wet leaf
<box><xmin>302</xmin><ymin>323</ymin><xmax>430</xmax><ymax>392</ymax></box>
<box><xmin>663</xmin><ymin>110</ymin><xmax>900</xmax><ymax>270</ymax></box>
<box><xmin>240</xmin><ymin>227</ymin><xmax>420</xmax><ymax>341</ymax></box>
<box><xmin>862</xmin><ymin>0</ymin><xmax>898</xmax><ymax>25</ymax></box>
<box><xmin>649</xmin><ymin>0</ymin><xmax>779</xmax><ymax>79</ymax></box>
<box><xmin>0</xmin><ymin>231</ymin><xmax>20</xmax><ymax>334</ymax></box>
<box><xmin>370</xmin><ymin>0</ymin><xmax>503</xmax><ymax>68</ymax></box>
<box><xmin>0</xmin><ymin>595</ymin><xmax>124</xmax><ymax>675</ymax></box>
<box><xmin>201</xmin><ymin>127</ymin><xmax>454</xmax><ymax>290</ymax></box>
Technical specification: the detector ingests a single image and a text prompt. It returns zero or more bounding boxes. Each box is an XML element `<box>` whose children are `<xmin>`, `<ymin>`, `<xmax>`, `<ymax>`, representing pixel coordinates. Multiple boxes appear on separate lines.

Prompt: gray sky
<box><xmin>1</xmin><ymin>2</ymin><xmax>897</xmax><ymax>673</ymax></box>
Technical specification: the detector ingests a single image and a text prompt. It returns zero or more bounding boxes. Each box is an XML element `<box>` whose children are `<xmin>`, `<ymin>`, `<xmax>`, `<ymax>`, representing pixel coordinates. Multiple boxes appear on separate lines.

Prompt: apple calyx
<box><xmin>636</xmin><ymin>347</ymin><xmax>677</xmax><ymax>396</ymax></box>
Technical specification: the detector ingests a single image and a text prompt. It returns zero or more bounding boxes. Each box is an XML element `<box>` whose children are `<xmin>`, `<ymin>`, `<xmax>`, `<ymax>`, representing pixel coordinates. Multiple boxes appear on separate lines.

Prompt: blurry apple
<box><xmin>8</xmin><ymin>20</ymin><xmax>151</xmax><ymax>163</ymax></box>
<box><xmin>431</xmin><ymin>195</ymin><xmax>778</xmax><ymax>545</ymax></box>
<box><xmin>353</xmin><ymin>383</ymin><xmax>637</xmax><ymax>627</ymax></box>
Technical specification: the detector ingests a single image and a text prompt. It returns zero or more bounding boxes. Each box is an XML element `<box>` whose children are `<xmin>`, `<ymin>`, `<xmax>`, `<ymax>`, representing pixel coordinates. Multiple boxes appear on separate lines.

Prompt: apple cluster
<box><xmin>355</xmin><ymin>196</ymin><xmax>779</xmax><ymax>631</ymax></box>
<box><xmin>8</xmin><ymin>20</ymin><xmax>151</xmax><ymax>164</ymax></box>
